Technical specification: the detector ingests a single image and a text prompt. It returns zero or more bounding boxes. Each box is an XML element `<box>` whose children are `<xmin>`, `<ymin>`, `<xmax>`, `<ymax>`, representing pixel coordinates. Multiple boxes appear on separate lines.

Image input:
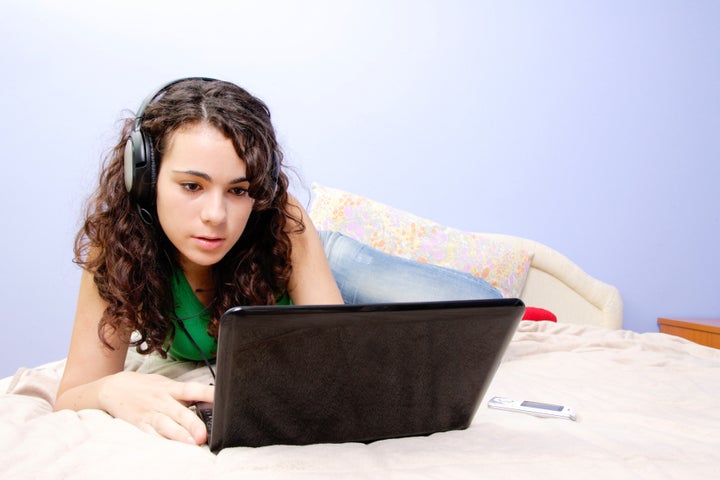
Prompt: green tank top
<box><xmin>167</xmin><ymin>269</ymin><xmax>291</xmax><ymax>362</ymax></box>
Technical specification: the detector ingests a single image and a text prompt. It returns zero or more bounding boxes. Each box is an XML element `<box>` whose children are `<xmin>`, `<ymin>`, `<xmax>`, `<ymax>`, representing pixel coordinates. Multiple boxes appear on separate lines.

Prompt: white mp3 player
<box><xmin>487</xmin><ymin>396</ymin><xmax>577</xmax><ymax>421</ymax></box>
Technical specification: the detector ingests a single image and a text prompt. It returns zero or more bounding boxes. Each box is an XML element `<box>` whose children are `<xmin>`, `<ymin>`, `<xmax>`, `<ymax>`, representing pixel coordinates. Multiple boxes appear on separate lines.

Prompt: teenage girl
<box><xmin>54</xmin><ymin>78</ymin><xmax>500</xmax><ymax>446</ymax></box>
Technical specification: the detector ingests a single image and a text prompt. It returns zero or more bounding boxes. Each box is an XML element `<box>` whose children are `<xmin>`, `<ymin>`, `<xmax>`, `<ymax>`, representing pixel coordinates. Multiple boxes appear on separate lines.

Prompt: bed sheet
<box><xmin>2</xmin><ymin>321</ymin><xmax>719</xmax><ymax>479</ymax></box>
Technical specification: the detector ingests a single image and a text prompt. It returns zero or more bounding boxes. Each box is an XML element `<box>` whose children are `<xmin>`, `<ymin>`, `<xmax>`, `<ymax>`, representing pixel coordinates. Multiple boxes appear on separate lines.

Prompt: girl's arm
<box><xmin>54</xmin><ymin>269</ymin><xmax>214</xmax><ymax>445</ymax></box>
<box><xmin>286</xmin><ymin>196</ymin><xmax>344</xmax><ymax>305</ymax></box>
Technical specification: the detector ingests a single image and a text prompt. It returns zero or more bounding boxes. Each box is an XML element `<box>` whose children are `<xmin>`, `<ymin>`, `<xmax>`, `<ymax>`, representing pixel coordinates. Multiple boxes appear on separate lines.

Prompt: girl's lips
<box><xmin>193</xmin><ymin>236</ymin><xmax>225</xmax><ymax>250</ymax></box>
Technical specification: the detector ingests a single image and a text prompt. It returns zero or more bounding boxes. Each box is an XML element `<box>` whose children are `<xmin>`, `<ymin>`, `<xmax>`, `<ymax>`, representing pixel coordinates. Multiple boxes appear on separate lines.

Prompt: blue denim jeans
<box><xmin>319</xmin><ymin>231</ymin><xmax>502</xmax><ymax>304</ymax></box>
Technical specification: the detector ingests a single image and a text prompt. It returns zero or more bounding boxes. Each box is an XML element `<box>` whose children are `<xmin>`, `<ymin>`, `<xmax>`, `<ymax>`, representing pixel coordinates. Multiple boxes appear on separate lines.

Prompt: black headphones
<box><xmin>123</xmin><ymin>77</ymin><xmax>280</xmax><ymax>213</ymax></box>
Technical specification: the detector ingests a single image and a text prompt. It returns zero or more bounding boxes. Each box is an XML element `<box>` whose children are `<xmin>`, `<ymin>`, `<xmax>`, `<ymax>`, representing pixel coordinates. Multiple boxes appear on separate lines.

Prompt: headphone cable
<box><xmin>174</xmin><ymin>317</ymin><xmax>217</xmax><ymax>384</ymax></box>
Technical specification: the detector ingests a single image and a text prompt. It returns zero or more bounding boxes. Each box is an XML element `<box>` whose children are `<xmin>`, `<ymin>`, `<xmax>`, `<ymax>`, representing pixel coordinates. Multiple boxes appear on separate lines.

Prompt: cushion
<box><xmin>309</xmin><ymin>184</ymin><xmax>534</xmax><ymax>298</ymax></box>
<box><xmin>522</xmin><ymin>307</ymin><xmax>557</xmax><ymax>322</ymax></box>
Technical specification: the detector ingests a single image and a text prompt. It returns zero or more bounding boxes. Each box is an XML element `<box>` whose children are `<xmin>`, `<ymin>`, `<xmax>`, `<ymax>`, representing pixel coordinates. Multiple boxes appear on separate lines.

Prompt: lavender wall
<box><xmin>1</xmin><ymin>1</ymin><xmax>718</xmax><ymax>378</ymax></box>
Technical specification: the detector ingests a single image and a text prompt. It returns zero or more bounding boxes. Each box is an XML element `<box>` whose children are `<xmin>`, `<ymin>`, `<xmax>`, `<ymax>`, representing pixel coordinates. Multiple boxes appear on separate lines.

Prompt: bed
<box><xmin>1</xmin><ymin>185</ymin><xmax>718</xmax><ymax>479</ymax></box>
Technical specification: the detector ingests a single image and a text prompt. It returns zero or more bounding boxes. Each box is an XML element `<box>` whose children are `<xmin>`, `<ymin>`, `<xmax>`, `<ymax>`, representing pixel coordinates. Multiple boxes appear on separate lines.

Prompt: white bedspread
<box><xmin>2</xmin><ymin>321</ymin><xmax>719</xmax><ymax>479</ymax></box>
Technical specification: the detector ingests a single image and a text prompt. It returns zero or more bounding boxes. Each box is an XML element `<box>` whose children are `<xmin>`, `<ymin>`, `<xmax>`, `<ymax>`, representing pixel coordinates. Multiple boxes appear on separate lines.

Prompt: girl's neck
<box><xmin>179</xmin><ymin>262</ymin><xmax>215</xmax><ymax>305</ymax></box>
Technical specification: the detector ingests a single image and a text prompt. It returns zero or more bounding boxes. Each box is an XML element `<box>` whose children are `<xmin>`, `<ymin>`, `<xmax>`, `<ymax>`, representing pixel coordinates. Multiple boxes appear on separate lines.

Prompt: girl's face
<box><xmin>156</xmin><ymin>122</ymin><xmax>255</xmax><ymax>275</ymax></box>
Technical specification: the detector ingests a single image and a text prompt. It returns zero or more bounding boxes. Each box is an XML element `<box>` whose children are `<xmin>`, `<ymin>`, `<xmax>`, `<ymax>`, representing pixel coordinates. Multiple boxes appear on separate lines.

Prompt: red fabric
<box><xmin>522</xmin><ymin>306</ymin><xmax>557</xmax><ymax>322</ymax></box>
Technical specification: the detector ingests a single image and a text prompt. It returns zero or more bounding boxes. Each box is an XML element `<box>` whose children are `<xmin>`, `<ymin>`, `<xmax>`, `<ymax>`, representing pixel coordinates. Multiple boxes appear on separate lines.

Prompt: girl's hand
<box><xmin>98</xmin><ymin>371</ymin><xmax>214</xmax><ymax>445</ymax></box>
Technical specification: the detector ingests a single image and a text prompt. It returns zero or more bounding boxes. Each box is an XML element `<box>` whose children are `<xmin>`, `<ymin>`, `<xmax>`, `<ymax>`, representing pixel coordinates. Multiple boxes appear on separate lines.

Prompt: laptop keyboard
<box><xmin>195</xmin><ymin>401</ymin><xmax>214</xmax><ymax>437</ymax></box>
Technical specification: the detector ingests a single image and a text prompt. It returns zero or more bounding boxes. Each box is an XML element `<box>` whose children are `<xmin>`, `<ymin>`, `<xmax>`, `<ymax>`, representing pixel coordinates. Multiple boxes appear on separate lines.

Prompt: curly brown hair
<box><xmin>75</xmin><ymin>79</ymin><xmax>301</xmax><ymax>356</ymax></box>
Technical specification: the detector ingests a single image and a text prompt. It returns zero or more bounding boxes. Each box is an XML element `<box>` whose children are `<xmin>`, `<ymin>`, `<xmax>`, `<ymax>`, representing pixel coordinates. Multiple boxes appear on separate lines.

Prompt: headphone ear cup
<box><xmin>124</xmin><ymin>129</ymin><xmax>157</xmax><ymax>206</ymax></box>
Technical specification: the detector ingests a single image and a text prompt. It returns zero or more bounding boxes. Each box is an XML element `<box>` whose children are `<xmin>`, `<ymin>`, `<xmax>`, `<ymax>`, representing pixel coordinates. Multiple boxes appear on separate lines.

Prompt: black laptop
<box><xmin>197</xmin><ymin>298</ymin><xmax>524</xmax><ymax>452</ymax></box>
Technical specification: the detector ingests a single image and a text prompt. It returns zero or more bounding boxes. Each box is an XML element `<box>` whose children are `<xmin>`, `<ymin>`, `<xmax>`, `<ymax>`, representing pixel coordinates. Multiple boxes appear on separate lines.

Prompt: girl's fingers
<box><xmin>171</xmin><ymin>380</ymin><xmax>215</xmax><ymax>405</ymax></box>
<box><xmin>138</xmin><ymin>410</ymin><xmax>199</xmax><ymax>445</ymax></box>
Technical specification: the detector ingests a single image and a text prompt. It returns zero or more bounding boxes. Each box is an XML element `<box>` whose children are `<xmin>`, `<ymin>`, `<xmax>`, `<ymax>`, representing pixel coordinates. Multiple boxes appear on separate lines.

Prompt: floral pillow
<box><xmin>308</xmin><ymin>184</ymin><xmax>534</xmax><ymax>298</ymax></box>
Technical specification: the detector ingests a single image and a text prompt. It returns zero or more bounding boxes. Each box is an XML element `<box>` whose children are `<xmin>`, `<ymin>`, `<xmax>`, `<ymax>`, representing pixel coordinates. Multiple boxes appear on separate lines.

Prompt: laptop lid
<box><xmin>208</xmin><ymin>298</ymin><xmax>524</xmax><ymax>451</ymax></box>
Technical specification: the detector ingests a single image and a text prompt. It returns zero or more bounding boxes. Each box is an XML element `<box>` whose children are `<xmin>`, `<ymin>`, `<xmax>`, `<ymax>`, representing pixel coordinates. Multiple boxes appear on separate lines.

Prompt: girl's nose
<box><xmin>200</xmin><ymin>192</ymin><xmax>227</xmax><ymax>225</ymax></box>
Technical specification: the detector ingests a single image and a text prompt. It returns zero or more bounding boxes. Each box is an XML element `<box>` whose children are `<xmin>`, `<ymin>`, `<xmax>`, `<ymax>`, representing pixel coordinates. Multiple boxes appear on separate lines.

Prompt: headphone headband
<box><xmin>132</xmin><ymin>77</ymin><xmax>218</xmax><ymax>129</ymax></box>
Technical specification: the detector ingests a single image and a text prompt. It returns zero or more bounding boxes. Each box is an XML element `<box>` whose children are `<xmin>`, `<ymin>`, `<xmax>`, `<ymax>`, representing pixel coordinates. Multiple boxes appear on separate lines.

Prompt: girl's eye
<box><xmin>230</xmin><ymin>187</ymin><xmax>249</xmax><ymax>197</ymax></box>
<box><xmin>181</xmin><ymin>182</ymin><xmax>201</xmax><ymax>192</ymax></box>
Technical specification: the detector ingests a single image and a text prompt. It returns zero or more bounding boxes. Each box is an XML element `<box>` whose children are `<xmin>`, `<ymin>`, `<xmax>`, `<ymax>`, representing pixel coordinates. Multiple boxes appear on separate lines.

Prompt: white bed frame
<box><xmin>483</xmin><ymin>233</ymin><xmax>623</xmax><ymax>330</ymax></box>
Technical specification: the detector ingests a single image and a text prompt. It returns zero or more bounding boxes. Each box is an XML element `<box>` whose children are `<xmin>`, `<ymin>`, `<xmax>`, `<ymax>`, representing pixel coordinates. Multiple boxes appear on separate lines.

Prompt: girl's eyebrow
<box><xmin>172</xmin><ymin>170</ymin><xmax>249</xmax><ymax>184</ymax></box>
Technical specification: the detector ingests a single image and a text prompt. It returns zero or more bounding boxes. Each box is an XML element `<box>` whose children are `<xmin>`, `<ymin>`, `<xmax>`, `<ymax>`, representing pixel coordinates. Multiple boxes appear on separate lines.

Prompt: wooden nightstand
<box><xmin>657</xmin><ymin>317</ymin><xmax>720</xmax><ymax>349</ymax></box>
